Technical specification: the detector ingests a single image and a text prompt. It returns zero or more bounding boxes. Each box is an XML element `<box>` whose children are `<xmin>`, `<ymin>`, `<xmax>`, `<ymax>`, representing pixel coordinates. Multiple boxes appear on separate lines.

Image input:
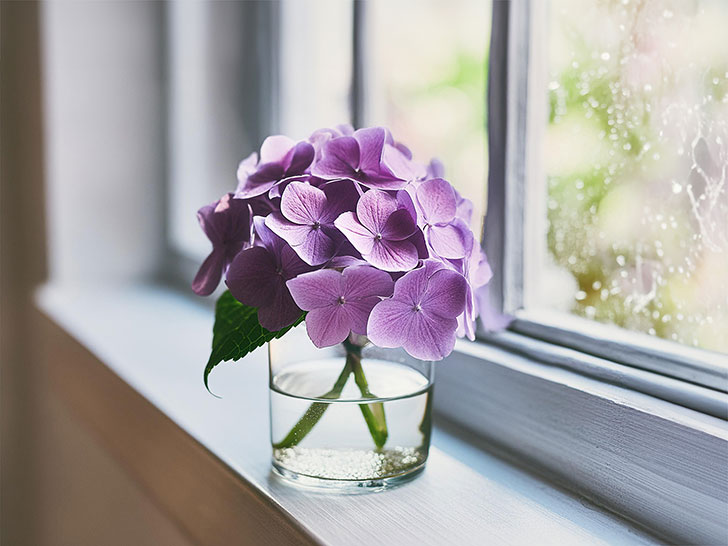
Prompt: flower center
<box><xmin>413</xmin><ymin>303</ymin><xmax>422</xmax><ymax>312</ymax></box>
<box><xmin>276</xmin><ymin>267</ymin><xmax>283</xmax><ymax>276</ymax></box>
<box><xmin>312</xmin><ymin>221</ymin><xmax>321</xmax><ymax>230</ymax></box>
<box><xmin>338</xmin><ymin>296</ymin><xmax>346</xmax><ymax>305</ymax></box>
<box><xmin>375</xmin><ymin>233</ymin><xmax>383</xmax><ymax>241</ymax></box>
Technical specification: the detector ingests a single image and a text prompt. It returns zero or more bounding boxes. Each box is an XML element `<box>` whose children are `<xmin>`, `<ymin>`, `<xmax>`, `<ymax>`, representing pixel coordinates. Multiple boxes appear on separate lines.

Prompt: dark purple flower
<box><xmin>335</xmin><ymin>189</ymin><xmax>419</xmax><ymax>272</ymax></box>
<box><xmin>192</xmin><ymin>193</ymin><xmax>252</xmax><ymax>296</ymax></box>
<box><xmin>225</xmin><ymin>218</ymin><xmax>312</xmax><ymax>331</ymax></box>
<box><xmin>312</xmin><ymin>127</ymin><xmax>411</xmax><ymax>190</ymax></box>
<box><xmin>287</xmin><ymin>266</ymin><xmax>394</xmax><ymax>347</ymax></box>
<box><xmin>367</xmin><ymin>260</ymin><xmax>467</xmax><ymax>360</ymax></box>
<box><xmin>235</xmin><ymin>136</ymin><xmax>314</xmax><ymax>199</ymax></box>
<box><xmin>265</xmin><ymin>181</ymin><xmax>359</xmax><ymax>265</ymax></box>
<box><xmin>415</xmin><ymin>178</ymin><xmax>474</xmax><ymax>259</ymax></box>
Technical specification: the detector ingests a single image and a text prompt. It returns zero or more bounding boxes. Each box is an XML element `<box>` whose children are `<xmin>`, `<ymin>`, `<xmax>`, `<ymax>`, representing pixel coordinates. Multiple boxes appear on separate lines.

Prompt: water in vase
<box><xmin>270</xmin><ymin>357</ymin><xmax>432</xmax><ymax>484</ymax></box>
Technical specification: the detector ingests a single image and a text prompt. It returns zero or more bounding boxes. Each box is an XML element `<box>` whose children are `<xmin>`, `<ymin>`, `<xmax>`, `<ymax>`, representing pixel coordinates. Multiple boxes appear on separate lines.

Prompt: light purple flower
<box><xmin>225</xmin><ymin>218</ymin><xmax>312</xmax><ymax>331</ymax></box>
<box><xmin>235</xmin><ymin>136</ymin><xmax>314</xmax><ymax>199</ymax></box>
<box><xmin>265</xmin><ymin>181</ymin><xmax>359</xmax><ymax>265</ymax></box>
<box><xmin>312</xmin><ymin>127</ymin><xmax>411</xmax><ymax>190</ymax></box>
<box><xmin>335</xmin><ymin>189</ymin><xmax>419</xmax><ymax>272</ymax></box>
<box><xmin>415</xmin><ymin>178</ymin><xmax>474</xmax><ymax>259</ymax></box>
<box><xmin>192</xmin><ymin>193</ymin><xmax>252</xmax><ymax>296</ymax></box>
<box><xmin>446</xmin><ymin>245</ymin><xmax>493</xmax><ymax>340</ymax></box>
<box><xmin>287</xmin><ymin>266</ymin><xmax>394</xmax><ymax>347</ymax></box>
<box><xmin>367</xmin><ymin>261</ymin><xmax>467</xmax><ymax>360</ymax></box>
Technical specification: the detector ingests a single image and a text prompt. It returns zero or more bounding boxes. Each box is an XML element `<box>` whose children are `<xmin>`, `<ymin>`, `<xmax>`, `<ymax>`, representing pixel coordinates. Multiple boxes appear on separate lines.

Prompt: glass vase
<box><xmin>268</xmin><ymin>324</ymin><xmax>434</xmax><ymax>491</ymax></box>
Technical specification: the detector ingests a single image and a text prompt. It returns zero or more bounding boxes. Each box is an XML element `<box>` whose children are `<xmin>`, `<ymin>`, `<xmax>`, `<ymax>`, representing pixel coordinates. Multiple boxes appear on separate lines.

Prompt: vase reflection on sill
<box><xmin>269</xmin><ymin>325</ymin><xmax>434</xmax><ymax>491</ymax></box>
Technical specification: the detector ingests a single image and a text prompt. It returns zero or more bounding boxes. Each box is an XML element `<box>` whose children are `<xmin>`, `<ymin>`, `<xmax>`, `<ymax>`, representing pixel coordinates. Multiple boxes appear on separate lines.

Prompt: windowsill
<box><xmin>35</xmin><ymin>282</ymin><xmax>664</xmax><ymax>545</ymax></box>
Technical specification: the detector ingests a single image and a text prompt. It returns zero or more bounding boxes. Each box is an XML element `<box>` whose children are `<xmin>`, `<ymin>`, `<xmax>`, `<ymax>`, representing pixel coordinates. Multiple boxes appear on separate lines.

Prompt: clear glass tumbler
<box><xmin>268</xmin><ymin>324</ymin><xmax>434</xmax><ymax>490</ymax></box>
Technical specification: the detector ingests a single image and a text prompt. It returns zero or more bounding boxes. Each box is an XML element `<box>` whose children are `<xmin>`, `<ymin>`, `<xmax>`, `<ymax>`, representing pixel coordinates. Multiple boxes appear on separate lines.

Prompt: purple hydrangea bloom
<box><xmin>265</xmin><ymin>180</ymin><xmax>359</xmax><ymax>265</ymax></box>
<box><xmin>225</xmin><ymin>218</ymin><xmax>312</xmax><ymax>331</ymax></box>
<box><xmin>367</xmin><ymin>260</ymin><xmax>467</xmax><ymax>360</ymax></box>
<box><xmin>415</xmin><ymin>178</ymin><xmax>474</xmax><ymax>259</ymax></box>
<box><xmin>335</xmin><ymin>189</ymin><xmax>420</xmax><ymax>272</ymax></box>
<box><xmin>235</xmin><ymin>136</ymin><xmax>314</xmax><ymax>199</ymax></box>
<box><xmin>287</xmin><ymin>266</ymin><xmax>394</xmax><ymax>347</ymax></box>
<box><xmin>192</xmin><ymin>193</ymin><xmax>252</xmax><ymax>296</ymax></box>
<box><xmin>312</xmin><ymin>127</ymin><xmax>411</xmax><ymax>190</ymax></box>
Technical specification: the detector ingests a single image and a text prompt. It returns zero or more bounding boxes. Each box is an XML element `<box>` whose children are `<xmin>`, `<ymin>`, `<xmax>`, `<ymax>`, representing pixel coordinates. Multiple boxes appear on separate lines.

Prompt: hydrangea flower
<box><xmin>335</xmin><ymin>189</ymin><xmax>419</xmax><ymax>272</ymax></box>
<box><xmin>195</xmin><ymin>124</ymin><xmax>497</xmax><ymax>362</ymax></box>
<box><xmin>192</xmin><ymin>193</ymin><xmax>252</xmax><ymax>296</ymax></box>
<box><xmin>265</xmin><ymin>180</ymin><xmax>358</xmax><ymax>265</ymax></box>
<box><xmin>287</xmin><ymin>266</ymin><xmax>394</xmax><ymax>347</ymax></box>
<box><xmin>312</xmin><ymin>127</ymin><xmax>411</xmax><ymax>190</ymax></box>
<box><xmin>225</xmin><ymin>218</ymin><xmax>312</xmax><ymax>331</ymax></box>
<box><xmin>367</xmin><ymin>261</ymin><xmax>467</xmax><ymax>360</ymax></box>
<box><xmin>235</xmin><ymin>136</ymin><xmax>314</xmax><ymax>199</ymax></box>
<box><xmin>415</xmin><ymin>178</ymin><xmax>474</xmax><ymax>259</ymax></box>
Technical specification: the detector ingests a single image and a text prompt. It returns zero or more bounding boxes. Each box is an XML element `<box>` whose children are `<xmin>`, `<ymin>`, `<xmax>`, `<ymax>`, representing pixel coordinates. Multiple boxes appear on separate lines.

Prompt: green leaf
<box><xmin>204</xmin><ymin>291</ymin><xmax>305</xmax><ymax>392</ymax></box>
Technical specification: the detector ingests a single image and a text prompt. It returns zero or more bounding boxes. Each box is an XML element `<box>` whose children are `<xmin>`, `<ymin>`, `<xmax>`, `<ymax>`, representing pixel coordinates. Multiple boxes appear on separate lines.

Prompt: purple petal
<box><xmin>319</xmin><ymin>180</ymin><xmax>360</xmax><ymax>223</ymax></box>
<box><xmin>305</xmin><ymin>306</ymin><xmax>352</xmax><ymax>348</ymax></box>
<box><xmin>420</xmin><ymin>269</ymin><xmax>467</xmax><ymax>319</ymax></box>
<box><xmin>354</xmin><ymin>127</ymin><xmax>386</xmax><ymax>173</ymax></box>
<box><xmin>237</xmin><ymin>163</ymin><xmax>285</xmax><ymax>198</ymax></box>
<box><xmin>367</xmin><ymin>239</ymin><xmax>419</xmax><ymax>272</ymax></box>
<box><xmin>335</xmin><ymin>212</ymin><xmax>375</xmax><ymax>255</ymax></box>
<box><xmin>280</xmin><ymin>181</ymin><xmax>327</xmax><ymax>224</ymax></box>
<box><xmin>396</xmin><ymin>189</ymin><xmax>418</xmax><ymax>222</ymax></box>
<box><xmin>356</xmin><ymin>189</ymin><xmax>398</xmax><ymax>233</ymax></box>
<box><xmin>403</xmin><ymin>312</ymin><xmax>458</xmax><ymax>361</ymax></box>
<box><xmin>383</xmin><ymin>143</ymin><xmax>425</xmax><ymax>181</ymax></box>
<box><xmin>428</xmin><ymin>220</ymin><xmax>474</xmax><ymax>259</ymax></box>
<box><xmin>236</xmin><ymin>152</ymin><xmax>258</xmax><ymax>189</ymax></box>
<box><xmin>312</xmin><ymin>136</ymin><xmax>360</xmax><ymax>179</ymax></box>
<box><xmin>265</xmin><ymin>212</ymin><xmax>310</xmax><ymax>246</ymax></box>
<box><xmin>225</xmin><ymin>246</ymin><xmax>278</xmax><ymax>308</ymax></box>
<box><xmin>191</xmin><ymin>248</ymin><xmax>226</xmax><ymax>296</ymax></box>
<box><xmin>426</xmin><ymin>158</ymin><xmax>445</xmax><ymax>179</ymax></box>
<box><xmin>367</xmin><ymin>299</ymin><xmax>413</xmax><ymax>349</ymax></box>
<box><xmin>279</xmin><ymin>244</ymin><xmax>314</xmax><ymax>278</ymax></box>
<box><xmin>342</xmin><ymin>265</ymin><xmax>394</xmax><ymax>300</ymax></box>
<box><xmin>287</xmin><ymin>269</ymin><xmax>343</xmax><ymax>310</ymax></box>
<box><xmin>260</xmin><ymin>135</ymin><xmax>295</xmax><ymax>164</ymax></box>
<box><xmin>197</xmin><ymin>193</ymin><xmax>251</xmax><ymax>246</ymax></box>
<box><xmin>292</xmin><ymin>225</ymin><xmax>338</xmax><ymax>265</ymax></box>
<box><xmin>344</xmin><ymin>297</ymin><xmax>384</xmax><ymax>335</ymax></box>
<box><xmin>416</xmin><ymin>178</ymin><xmax>457</xmax><ymax>224</ymax></box>
<box><xmin>326</xmin><ymin>255</ymin><xmax>368</xmax><ymax>268</ymax></box>
<box><xmin>408</xmin><ymin>229</ymin><xmax>429</xmax><ymax>259</ymax></box>
<box><xmin>390</xmin><ymin>265</ymin><xmax>430</xmax><ymax>304</ymax></box>
<box><xmin>257</xmin><ymin>283</ymin><xmax>303</xmax><ymax>331</ymax></box>
<box><xmin>285</xmin><ymin>141</ymin><xmax>315</xmax><ymax>175</ymax></box>
<box><xmin>381</xmin><ymin>209</ymin><xmax>417</xmax><ymax>241</ymax></box>
<box><xmin>253</xmin><ymin>216</ymin><xmax>283</xmax><ymax>252</ymax></box>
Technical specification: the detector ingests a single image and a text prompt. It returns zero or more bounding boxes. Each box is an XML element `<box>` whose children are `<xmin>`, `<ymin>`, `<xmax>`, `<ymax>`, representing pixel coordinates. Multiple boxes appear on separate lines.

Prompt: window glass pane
<box><xmin>537</xmin><ymin>0</ymin><xmax>728</xmax><ymax>352</ymax></box>
<box><xmin>279</xmin><ymin>0</ymin><xmax>353</xmax><ymax>139</ymax></box>
<box><xmin>366</xmin><ymin>0</ymin><xmax>491</xmax><ymax>233</ymax></box>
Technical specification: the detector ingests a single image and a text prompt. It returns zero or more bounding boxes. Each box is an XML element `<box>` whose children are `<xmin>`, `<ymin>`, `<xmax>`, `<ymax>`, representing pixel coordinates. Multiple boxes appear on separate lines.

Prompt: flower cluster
<box><xmin>193</xmin><ymin>125</ymin><xmax>492</xmax><ymax>360</ymax></box>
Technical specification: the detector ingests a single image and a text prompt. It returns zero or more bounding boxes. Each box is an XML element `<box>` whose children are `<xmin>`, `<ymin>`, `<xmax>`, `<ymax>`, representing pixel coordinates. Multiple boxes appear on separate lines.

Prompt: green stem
<box><xmin>345</xmin><ymin>341</ymin><xmax>388</xmax><ymax>449</ymax></box>
<box><xmin>272</xmin><ymin>340</ymin><xmax>389</xmax><ymax>450</ymax></box>
<box><xmin>272</xmin><ymin>358</ymin><xmax>352</xmax><ymax>449</ymax></box>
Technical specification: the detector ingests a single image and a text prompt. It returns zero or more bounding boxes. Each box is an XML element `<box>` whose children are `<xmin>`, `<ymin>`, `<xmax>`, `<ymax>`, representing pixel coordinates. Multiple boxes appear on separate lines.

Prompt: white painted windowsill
<box><xmin>36</xmin><ymin>282</ymin><xmax>661</xmax><ymax>546</ymax></box>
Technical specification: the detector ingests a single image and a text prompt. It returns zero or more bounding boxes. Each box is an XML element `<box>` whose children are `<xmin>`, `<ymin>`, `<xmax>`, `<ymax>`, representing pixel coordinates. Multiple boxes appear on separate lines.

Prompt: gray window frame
<box><xmin>481</xmin><ymin>0</ymin><xmax>728</xmax><ymax>404</ymax></box>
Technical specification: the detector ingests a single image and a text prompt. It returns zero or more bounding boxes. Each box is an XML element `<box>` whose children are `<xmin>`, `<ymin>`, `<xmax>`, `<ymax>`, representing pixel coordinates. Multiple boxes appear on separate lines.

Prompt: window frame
<box><xmin>481</xmin><ymin>0</ymin><xmax>728</xmax><ymax>398</ymax></box>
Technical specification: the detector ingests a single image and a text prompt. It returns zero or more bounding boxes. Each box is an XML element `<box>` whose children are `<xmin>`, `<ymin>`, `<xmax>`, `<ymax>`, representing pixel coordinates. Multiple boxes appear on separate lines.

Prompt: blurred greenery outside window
<box><xmin>542</xmin><ymin>0</ymin><xmax>727</xmax><ymax>353</ymax></box>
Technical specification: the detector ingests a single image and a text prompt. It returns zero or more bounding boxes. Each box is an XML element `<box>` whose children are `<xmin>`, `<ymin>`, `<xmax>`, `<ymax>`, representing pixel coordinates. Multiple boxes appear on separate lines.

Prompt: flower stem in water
<box><xmin>272</xmin><ymin>340</ymin><xmax>389</xmax><ymax>450</ymax></box>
